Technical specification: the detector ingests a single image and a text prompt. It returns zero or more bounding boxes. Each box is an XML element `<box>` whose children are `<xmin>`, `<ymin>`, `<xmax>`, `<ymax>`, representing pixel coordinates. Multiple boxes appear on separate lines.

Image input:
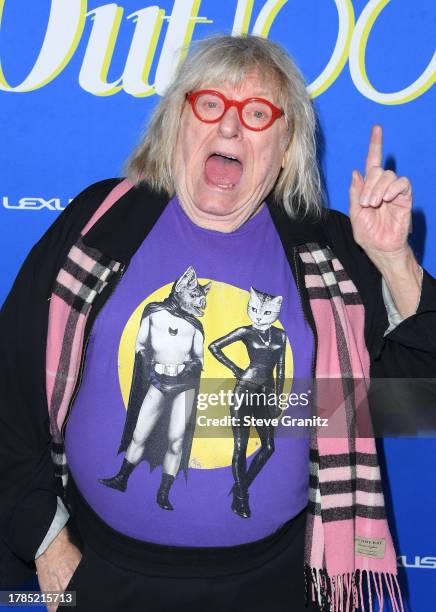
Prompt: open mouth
<box><xmin>192</xmin><ymin>305</ymin><xmax>205</xmax><ymax>316</ymax></box>
<box><xmin>204</xmin><ymin>152</ymin><xmax>243</xmax><ymax>189</ymax></box>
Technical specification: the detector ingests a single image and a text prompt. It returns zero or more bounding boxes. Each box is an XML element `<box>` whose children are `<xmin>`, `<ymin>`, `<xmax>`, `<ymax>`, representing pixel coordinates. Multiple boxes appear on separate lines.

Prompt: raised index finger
<box><xmin>365</xmin><ymin>124</ymin><xmax>383</xmax><ymax>177</ymax></box>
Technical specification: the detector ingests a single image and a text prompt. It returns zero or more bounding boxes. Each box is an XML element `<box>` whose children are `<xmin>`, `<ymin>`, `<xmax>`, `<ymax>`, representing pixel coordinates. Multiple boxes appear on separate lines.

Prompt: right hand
<box><xmin>35</xmin><ymin>526</ymin><xmax>82</xmax><ymax>612</ymax></box>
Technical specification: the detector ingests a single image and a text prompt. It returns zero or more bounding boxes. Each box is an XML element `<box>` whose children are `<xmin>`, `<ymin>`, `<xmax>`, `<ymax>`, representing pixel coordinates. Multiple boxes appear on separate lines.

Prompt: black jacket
<box><xmin>1</xmin><ymin>179</ymin><xmax>435</xmax><ymax>586</ymax></box>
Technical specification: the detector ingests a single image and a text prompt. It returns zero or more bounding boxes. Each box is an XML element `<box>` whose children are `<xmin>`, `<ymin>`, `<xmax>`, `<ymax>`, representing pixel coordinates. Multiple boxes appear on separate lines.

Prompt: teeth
<box><xmin>217</xmin><ymin>184</ymin><xmax>235</xmax><ymax>189</ymax></box>
<box><xmin>216</xmin><ymin>153</ymin><xmax>238</xmax><ymax>161</ymax></box>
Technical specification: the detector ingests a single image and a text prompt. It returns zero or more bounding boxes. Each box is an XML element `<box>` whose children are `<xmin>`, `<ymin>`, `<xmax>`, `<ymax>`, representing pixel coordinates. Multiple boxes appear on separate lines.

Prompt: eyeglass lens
<box><xmin>194</xmin><ymin>93</ymin><xmax>273</xmax><ymax>128</ymax></box>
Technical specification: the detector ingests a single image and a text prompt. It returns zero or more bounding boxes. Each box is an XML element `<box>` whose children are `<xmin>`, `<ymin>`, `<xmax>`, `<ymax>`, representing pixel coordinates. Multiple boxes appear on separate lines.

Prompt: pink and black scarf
<box><xmin>299</xmin><ymin>244</ymin><xmax>403</xmax><ymax>611</ymax></box>
<box><xmin>45</xmin><ymin>180</ymin><xmax>403</xmax><ymax>611</ymax></box>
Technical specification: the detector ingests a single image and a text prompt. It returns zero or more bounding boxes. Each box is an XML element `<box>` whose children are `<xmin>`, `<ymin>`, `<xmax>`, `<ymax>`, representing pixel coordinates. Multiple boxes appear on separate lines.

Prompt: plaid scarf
<box><xmin>46</xmin><ymin>180</ymin><xmax>130</xmax><ymax>486</ymax></box>
<box><xmin>46</xmin><ymin>181</ymin><xmax>403</xmax><ymax>611</ymax></box>
<box><xmin>299</xmin><ymin>244</ymin><xmax>403</xmax><ymax>612</ymax></box>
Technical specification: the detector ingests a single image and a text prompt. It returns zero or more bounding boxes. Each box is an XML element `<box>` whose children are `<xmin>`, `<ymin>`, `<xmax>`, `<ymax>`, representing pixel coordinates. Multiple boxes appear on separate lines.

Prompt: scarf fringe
<box><xmin>304</xmin><ymin>565</ymin><xmax>404</xmax><ymax>612</ymax></box>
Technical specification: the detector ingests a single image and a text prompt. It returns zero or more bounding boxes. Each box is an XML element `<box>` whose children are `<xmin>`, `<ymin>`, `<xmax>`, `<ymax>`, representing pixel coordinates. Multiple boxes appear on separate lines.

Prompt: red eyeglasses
<box><xmin>186</xmin><ymin>90</ymin><xmax>284</xmax><ymax>131</ymax></box>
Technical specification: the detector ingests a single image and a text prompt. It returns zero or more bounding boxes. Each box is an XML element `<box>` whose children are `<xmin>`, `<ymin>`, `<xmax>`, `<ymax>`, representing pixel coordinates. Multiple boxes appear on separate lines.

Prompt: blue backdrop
<box><xmin>0</xmin><ymin>1</ymin><xmax>435</xmax><ymax>610</ymax></box>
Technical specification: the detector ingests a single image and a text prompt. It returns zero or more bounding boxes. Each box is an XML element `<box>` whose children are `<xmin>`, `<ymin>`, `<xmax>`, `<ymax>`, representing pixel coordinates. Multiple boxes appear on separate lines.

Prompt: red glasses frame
<box><xmin>186</xmin><ymin>89</ymin><xmax>284</xmax><ymax>131</ymax></box>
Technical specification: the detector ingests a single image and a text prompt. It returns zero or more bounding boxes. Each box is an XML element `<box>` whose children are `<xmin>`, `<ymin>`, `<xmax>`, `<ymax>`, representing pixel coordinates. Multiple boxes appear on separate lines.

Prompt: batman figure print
<box><xmin>99</xmin><ymin>266</ymin><xmax>211</xmax><ymax>511</ymax></box>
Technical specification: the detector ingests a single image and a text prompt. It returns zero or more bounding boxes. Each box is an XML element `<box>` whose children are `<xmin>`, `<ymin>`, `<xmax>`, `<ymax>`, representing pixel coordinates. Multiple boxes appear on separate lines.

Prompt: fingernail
<box><xmin>360</xmin><ymin>196</ymin><xmax>370</xmax><ymax>206</ymax></box>
<box><xmin>370</xmin><ymin>195</ymin><xmax>379</xmax><ymax>206</ymax></box>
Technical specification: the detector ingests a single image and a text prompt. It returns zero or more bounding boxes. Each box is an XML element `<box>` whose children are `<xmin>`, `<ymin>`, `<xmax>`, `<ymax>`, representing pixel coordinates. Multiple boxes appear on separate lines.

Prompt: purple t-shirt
<box><xmin>64</xmin><ymin>196</ymin><xmax>314</xmax><ymax>546</ymax></box>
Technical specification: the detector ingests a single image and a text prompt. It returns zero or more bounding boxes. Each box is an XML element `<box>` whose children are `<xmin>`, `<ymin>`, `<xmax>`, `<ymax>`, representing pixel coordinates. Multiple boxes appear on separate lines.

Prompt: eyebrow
<box><xmin>213</xmin><ymin>90</ymin><xmax>276</xmax><ymax>101</ymax></box>
<box><xmin>201</xmin><ymin>84</ymin><xmax>275</xmax><ymax>98</ymax></box>
<box><xmin>251</xmin><ymin>91</ymin><xmax>274</xmax><ymax>97</ymax></box>
<box><xmin>234</xmin><ymin>91</ymin><xmax>273</xmax><ymax>98</ymax></box>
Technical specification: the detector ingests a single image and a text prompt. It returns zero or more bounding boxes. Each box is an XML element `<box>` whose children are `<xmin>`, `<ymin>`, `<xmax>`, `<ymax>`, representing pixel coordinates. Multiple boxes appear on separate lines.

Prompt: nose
<box><xmin>217</xmin><ymin>104</ymin><xmax>242</xmax><ymax>139</ymax></box>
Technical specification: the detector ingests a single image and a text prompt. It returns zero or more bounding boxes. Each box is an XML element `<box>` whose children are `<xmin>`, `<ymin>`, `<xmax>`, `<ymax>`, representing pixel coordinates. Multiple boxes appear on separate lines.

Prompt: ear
<box><xmin>175</xmin><ymin>265</ymin><xmax>197</xmax><ymax>292</ymax></box>
<box><xmin>249</xmin><ymin>287</ymin><xmax>257</xmax><ymax>300</ymax></box>
<box><xmin>202</xmin><ymin>281</ymin><xmax>212</xmax><ymax>295</ymax></box>
<box><xmin>272</xmin><ymin>295</ymin><xmax>283</xmax><ymax>308</ymax></box>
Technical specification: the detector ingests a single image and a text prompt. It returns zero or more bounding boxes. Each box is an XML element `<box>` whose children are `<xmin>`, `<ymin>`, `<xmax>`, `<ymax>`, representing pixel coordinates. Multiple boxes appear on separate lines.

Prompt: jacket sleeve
<box><xmin>34</xmin><ymin>497</ymin><xmax>70</xmax><ymax>559</ymax></box>
<box><xmin>0</xmin><ymin>178</ymin><xmax>121</xmax><ymax>586</ymax></box>
<box><xmin>324</xmin><ymin>209</ymin><xmax>436</xmax><ymax>437</ymax></box>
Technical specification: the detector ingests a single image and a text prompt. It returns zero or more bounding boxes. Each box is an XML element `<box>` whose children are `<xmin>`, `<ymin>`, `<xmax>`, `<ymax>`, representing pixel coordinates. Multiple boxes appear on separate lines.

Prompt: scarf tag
<box><xmin>355</xmin><ymin>536</ymin><xmax>386</xmax><ymax>558</ymax></box>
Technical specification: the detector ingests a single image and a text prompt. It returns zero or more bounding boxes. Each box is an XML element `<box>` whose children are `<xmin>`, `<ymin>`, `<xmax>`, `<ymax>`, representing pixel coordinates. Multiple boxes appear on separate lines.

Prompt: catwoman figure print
<box><xmin>208</xmin><ymin>287</ymin><xmax>286</xmax><ymax>518</ymax></box>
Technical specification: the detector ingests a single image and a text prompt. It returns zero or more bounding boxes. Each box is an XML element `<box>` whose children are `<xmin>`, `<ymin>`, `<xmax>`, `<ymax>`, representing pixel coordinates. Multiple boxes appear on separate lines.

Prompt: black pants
<box><xmin>60</xmin><ymin>476</ymin><xmax>319</xmax><ymax>612</ymax></box>
<box><xmin>230</xmin><ymin>381</ymin><xmax>277</xmax><ymax>492</ymax></box>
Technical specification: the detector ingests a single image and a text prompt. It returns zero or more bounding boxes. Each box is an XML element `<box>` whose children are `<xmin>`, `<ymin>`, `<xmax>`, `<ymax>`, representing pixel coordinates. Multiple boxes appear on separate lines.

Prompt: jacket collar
<box><xmin>265</xmin><ymin>194</ymin><xmax>327</xmax><ymax>251</ymax></box>
<box><xmin>82</xmin><ymin>182</ymin><xmax>169</xmax><ymax>264</ymax></box>
<box><xmin>82</xmin><ymin>181</ymin><xmax>328</xmax><ymax>263</ymax></box>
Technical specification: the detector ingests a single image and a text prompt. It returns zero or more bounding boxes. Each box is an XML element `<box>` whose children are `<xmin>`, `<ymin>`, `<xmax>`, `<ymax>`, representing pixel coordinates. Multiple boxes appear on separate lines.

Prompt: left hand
<box><xmin>35</xmin><ymin>527</ymin><xmax>82</xmax><ymax>612</ymax></box>
<box><xmin>349</xmin><ymin>125</ymin><xmax>413</xmax><ymax>265</ymax></box>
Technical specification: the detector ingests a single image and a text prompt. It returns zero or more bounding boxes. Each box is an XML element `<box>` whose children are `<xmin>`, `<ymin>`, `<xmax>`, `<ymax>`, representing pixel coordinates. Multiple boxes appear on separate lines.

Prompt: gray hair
<box><xmin>125</xmin><ymin>35</ymin><xmax>323</xmax><ymax>219</ymax></box>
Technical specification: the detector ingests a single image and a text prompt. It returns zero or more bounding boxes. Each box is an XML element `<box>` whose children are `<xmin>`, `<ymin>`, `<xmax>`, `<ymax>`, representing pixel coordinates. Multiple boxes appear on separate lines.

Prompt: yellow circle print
<box><xmin>118</xmin><ymin>280</ymin><xmax>293</xmax><ymax>470</ymax></box>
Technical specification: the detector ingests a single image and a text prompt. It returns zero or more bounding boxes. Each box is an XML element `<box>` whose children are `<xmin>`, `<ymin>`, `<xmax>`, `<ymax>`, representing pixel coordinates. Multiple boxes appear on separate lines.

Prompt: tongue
<box><xmin>204</xmin><ymin>154</ymin><xmax>243</xmax><ymax>187</ymax></box>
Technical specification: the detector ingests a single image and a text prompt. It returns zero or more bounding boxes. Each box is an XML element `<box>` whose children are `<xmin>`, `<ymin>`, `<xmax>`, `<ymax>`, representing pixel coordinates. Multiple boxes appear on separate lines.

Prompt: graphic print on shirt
<box><xmin>99</xmin><ymin>273</ymin><xmax>292</xmax><ymax>518</ymax></box>
<box><xmin>98</xmin><ymin>266</ymin><xmax>211</xmax><ymax>511</ymax></box>
<box><xmin>208</xmin><ymin>288</ymin><xmax>286</xmax><ymax>519</ymax></box>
